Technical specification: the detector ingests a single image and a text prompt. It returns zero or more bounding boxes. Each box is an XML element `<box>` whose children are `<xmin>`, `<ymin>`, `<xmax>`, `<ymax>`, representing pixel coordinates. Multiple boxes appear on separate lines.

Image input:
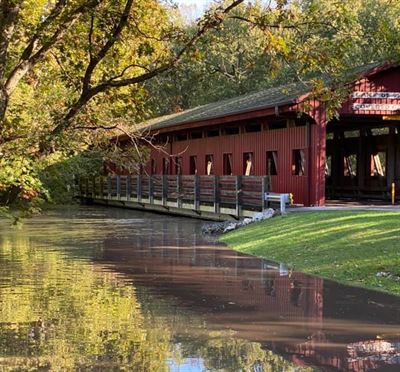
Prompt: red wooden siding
<box><xmin>146</xmin><ymin>124</ymin><xmax>318</xmax><ymax>206</ymax></box>
<box><xmin>340</xmin><ymin>66</ymin><xmax>400</xmax><ymax>116</ymax></box>
<box><xmin>120</xmin><ymin>64</ymin><xmax>400</xmax><ymax>207</ymax></box>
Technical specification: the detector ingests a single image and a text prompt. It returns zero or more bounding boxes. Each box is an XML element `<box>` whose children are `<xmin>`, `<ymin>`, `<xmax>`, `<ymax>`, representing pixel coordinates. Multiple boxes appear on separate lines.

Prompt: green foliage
<box><xmin>0</xmin><ymin>154</ymin><xmax>46</xmax><ymax>206</ymax></box>
<box><xmin>145</xmin><ymin>0</ymin><xmax>400</xmax><ymax>117</ymax></box>
<box><xmin>221</xmin><ymin>211</ymin><xmax>400</xmax><ymax>295</ymax></box>
<box><xmin>2</xmin><ymin>0</ymin><xmax>400</xmax><ymax>209</ymax></box>
<box><xmin>38</xmin><ymin>152</ymin><xmax>103</xmax><ymax>203</ymax></box>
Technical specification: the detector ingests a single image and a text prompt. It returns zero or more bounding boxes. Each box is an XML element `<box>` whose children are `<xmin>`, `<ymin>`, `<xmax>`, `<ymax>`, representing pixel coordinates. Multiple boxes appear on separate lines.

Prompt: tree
<box><xmin>0</xmin><ymin>0</ymin><xmax>244</xmax><ymax>207</ymax></box>
<box><xmin>145</xmin><ymin>0</ymin><xmax>400</xmax><ymax>116</ymax></box>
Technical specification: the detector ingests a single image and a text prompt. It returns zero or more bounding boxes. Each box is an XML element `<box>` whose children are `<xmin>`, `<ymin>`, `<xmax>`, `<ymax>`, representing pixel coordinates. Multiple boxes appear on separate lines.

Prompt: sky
<box><xmin>174</xmin><ymin>0</ymin><xmax>212</xmax><ymax>20</ymax></box>
<box><xmin>175</xmin><ymin>0</ymin><xmax>211</xmax><ymax>8</ymax></box>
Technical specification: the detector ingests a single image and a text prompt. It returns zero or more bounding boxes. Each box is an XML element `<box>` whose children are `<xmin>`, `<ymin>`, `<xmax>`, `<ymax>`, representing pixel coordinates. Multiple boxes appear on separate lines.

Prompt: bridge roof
<box><xmin>122</xmin><ymin>61</ymin><xmax>393</xmax><ymax>137</ymax></box>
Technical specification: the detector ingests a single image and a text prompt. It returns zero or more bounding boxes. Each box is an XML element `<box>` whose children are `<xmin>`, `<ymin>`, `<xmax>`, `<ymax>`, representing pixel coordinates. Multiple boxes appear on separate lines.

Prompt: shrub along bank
<box><xmin>220</xmin><ymin>211</ymin><xmax>400</xmax><ymax>295</ymax></box>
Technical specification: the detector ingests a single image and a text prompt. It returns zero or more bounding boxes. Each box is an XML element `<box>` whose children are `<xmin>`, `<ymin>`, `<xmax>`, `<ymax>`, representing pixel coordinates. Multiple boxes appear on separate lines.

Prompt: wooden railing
<box><xmin>78</xmin><ymin>175</ymin><xmax>271</xmax><ymax>218</ymax></box>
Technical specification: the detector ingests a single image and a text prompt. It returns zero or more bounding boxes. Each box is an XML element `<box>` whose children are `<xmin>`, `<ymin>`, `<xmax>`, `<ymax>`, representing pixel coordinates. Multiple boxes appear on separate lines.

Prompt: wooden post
<box><xmin>261</xmin><ymin>176</ymin><xmax>269</xmax><ymax>210</ymax></box>
<box><xmin>213</xmin><ymin>175</ymin><xmax>220</xmax><ymax>214</ymax></box>
<box><xmin>177</xmin><ymin>175</ymin><xmax>182</xmax><ymax>208</ymax></box>
<box><xmin>194</xmin><ymin>175</ymin><xmax>200</xmax><ymax>211</ymax></box>
<box><xmin>137</xmin><ymin>175</ymin><xmax>142</xmax><ymax>203</ymax></box>
<box><xmin>235</xmin><ymin>175</ymin><xmax>242</xmax><ymax>217</ymax></box>
<box><xmin>127</xmin><ymin>176</ymin><xmax>131</xmax><ymax>201</ymax></box>
<box><xmin>107</xmin><ymin>176</ymin><xmax>111</xmax><ymax>199</ymax></box>
<box><xmin>149</xmin><ymin>176</ymin><xmax>154</xmax><ymax>204</ymax></box>
<box><xmin>116</xmin><ymin>175</ymin><xmax>121</xmax><ymax>200</ymax></box>
<box><xmin>162</xmin><ymin>175</ymin><xmax>167</xmax><ymax>206</ymax></box>
<box><xmin>388</xmin><ymin>127</ymin><xmax>396</xmax><ymax>201</ymax></box>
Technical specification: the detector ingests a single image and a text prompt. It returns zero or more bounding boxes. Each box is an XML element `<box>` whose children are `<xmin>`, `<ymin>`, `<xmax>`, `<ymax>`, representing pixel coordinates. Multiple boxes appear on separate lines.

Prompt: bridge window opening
<box><xmin>162</xmin><ymin>158</ymin><xmax>170</xmax><ymax>175</ymax></box>
<box><xmin>190</xmin><ymin>131</ymin><xmax>203</xmax><ymax>139</ymax></box>
<box><xmin>292</xmin><ymin>149</ymin><xmax>306</xmax><ymax>176</ymax></box>
<box><xmin>370</xmin><ymin>151</ymin><xmax>386</xmax><ymax>176</ymax></box>
<box><xmin>344</xmin><ymin>154</ymin><xmax>357</xmax><ymax>177</ymax></box>
<box><xmin>294</xmin><ymin>118</ymin><xmax>307</xmax><ymax>127</ymax></box>
<box><xmin>224</xmin><ymin>126</ymin><xmax>240</xmax><ymax>135</ymax></box>
<box><xmin>325</xmin><ymin>155</ymin><xmax>331</xmax><ymax>177</ymax></box>
<box><xmin>205</xmin><ymin>154</ymin><xmax>214</xmax><ymax>175</ymax></box>
<box><xmin>223</xmin><ymin>153</ymin><xmax>233</xmax><ymax>175</ymax></box>
<box><xmin>151</xmin><ymin>159</ymin><xmax>156</xmax><ymax>175</ymax></box>
<box><xmin>266</xmin><ymin>151</ymin><xmax>278</xmax><ymax>176</ymax></box>
<box><xmin>269</xmin><ymin>119</ymin><xmax>287</xmax><ymax>130</ymax></box>
<box><xmin>206</xmin><ymin>129</ymin><xmax>219</xmax><ymax>137</ymax></box>
<box><xmin>175</xmin><ymin>157</ymin><xmax>183</xmax><ymax>175</ymax></box>
<box><xmin>371</xmin><ymin>127</ymin><xmax>390</xmax><ymax>136</ymax></box>
<box><xmin>189</xmin><ymin>156</ymin><xmax>197</xmax><ymax>175</ymax></box>
<box><xmin>244</xmin><ymin>123</ymin><xmax>261</xmax><ymax>133</ymax></box>
<box><xmin>175</xmin><ymin>133</ymin><xmax>187</xmax><ymax>141</ymax></box>
<box><xmin>243</xmin><ymin>152</ymin><xmax>254</xmax><ymax>176</ymax></box>
<box><xmin>344</xmin><ymin>130</ymin><xmax>360</xmax><ymax>138</ymax></box>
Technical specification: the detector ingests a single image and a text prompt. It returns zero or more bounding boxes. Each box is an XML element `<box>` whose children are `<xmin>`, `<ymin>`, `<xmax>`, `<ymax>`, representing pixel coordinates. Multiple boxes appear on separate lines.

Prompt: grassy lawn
<box><xmin>220</xmin><ymin>211</ymin><xmax>400</xmax><ymax>295</ymax></box>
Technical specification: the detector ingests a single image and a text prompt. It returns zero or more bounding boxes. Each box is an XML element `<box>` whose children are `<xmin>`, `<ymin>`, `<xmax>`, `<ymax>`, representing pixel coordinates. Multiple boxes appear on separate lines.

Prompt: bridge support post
<box><xmin>262</xmin><ymin>176</ymin><xmax>269</xmax><ymax>210</ymax></box>
<box><xmin>107</xmin><ymin>177</ymin><xmax>111</xmax><ymax>200</ymax></box>
<box><xmin>162</xmin><ymin>175</ymin><xmax>167</xmax><ymax>207</ymax></box>
<box><xmin>213</xmin><ymin>176</ymin><xmax>220</xmax><ymax>214</ymax></box>
<box><xmin>137</xmin><ymin>175</ymin><xmax>142</xmax><ymax>203</ymax></box>
<box><xmin>177</xmin><ymin>175</ymin><xmax>182</xmax><ymax>208</ymax></box>
<box><xmin>235</xmin><ymin>176</ymin><xmax>242</xmax><ymax>217</ymax></box>
<box><xmin>127</xmin><ymin>176</ymin><xmax>131</xmax><ymax>201</ymax></box>
<box><xmin>149</xmin><ymin>176</ymin><xmax>154</xmax><ymax>204</ymax></box>
<box><xmin>194</xmin><ymin>175</ymin><xmax>200</xmax><ymax>211</ymax></box>
<box><xmin>116</xmin><ymin>175</ymin><xmax>121</xmax><ymax>200</ymax></box>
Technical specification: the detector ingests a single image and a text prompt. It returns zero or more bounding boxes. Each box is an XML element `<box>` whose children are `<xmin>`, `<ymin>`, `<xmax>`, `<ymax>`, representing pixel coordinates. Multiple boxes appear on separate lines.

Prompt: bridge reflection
<box><xmin>98</xmin><ymin>219</ymin><xmax>400</xmax><ymax>371</ymax></box>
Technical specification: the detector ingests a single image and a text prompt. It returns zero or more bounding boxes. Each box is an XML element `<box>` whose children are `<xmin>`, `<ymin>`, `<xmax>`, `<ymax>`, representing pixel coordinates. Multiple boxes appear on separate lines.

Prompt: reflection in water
<box><xmin>0</xmin><ymin>207</ymin><xmax>399</xmax><ymax>371</ymax></box>
<box><xmin>0</xmin><ymin>208</ymin><xmax>309</xmax><ymax>371</ymax></box>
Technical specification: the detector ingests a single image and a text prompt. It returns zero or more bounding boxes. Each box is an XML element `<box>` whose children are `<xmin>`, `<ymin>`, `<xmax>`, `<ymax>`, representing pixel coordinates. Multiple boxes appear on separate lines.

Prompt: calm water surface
<box><xmin>0</xmin><ymin>207</ymin><xmax>399</xmax><ymax>371</ymax></box>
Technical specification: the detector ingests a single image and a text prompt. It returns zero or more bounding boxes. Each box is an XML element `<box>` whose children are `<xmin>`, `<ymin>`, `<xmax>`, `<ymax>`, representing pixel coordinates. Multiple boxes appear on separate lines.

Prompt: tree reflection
<box><xmin>0</xmin><ymin>235</ymin><xmax>171</xmax><ymax>371</ymax></box>
<box><xmin>174</xmin><ymin>334</ymin><xmax>313</xmax><ymax>372</ymax></box>
<box><xmin>0</xmin><ymin>228</ymin><xmax>310</xmax><ymax>371</ymax></box>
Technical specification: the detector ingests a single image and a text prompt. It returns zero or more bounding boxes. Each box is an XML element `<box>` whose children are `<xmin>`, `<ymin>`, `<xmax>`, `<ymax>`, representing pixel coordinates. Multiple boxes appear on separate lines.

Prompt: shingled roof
<box><xmin>144</xmin><ymin>81</ymin><xmax>310</xmax><ymax>131</ymax></box>
<box><xmin>136</xmin><ymin>61</ymin><xmax>391</xmax><ymax>133</ymax></box>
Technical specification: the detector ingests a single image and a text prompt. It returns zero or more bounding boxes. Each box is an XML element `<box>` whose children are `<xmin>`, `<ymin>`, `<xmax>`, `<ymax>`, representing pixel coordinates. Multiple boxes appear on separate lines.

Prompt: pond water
<box><xmin>0</xmin><ymin>207</ymin><xmax>399</xmax><ymax>371</ymax></box>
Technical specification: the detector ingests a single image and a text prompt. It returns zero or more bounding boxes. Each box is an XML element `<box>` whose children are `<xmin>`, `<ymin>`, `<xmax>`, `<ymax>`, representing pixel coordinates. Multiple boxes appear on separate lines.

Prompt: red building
<box><xmin>118</xmin><ymin>62</ymin><xmax>400</xmax><ymax>206</ymax></box>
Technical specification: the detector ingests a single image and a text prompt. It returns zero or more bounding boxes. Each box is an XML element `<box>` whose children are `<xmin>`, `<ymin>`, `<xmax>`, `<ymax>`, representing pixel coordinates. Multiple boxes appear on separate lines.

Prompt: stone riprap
<box><xmin>202</xmin><ymin>208</ymin><xmax>276</xmax><ymax>235</ymax></box>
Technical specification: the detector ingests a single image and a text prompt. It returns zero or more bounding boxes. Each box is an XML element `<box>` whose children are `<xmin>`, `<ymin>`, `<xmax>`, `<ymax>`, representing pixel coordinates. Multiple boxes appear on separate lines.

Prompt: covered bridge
<box><xmin>117</xmin><ymin>62</ymin><xmax>400</xmax><ymax>206</ymax></box>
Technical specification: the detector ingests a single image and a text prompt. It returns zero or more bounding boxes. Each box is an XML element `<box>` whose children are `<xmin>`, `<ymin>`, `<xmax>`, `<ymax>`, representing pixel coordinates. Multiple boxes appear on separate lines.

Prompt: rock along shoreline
<box><xmin>201</xmin><ymin>208</ymin><xmax>276</xmax><ymax>235</ymax></box>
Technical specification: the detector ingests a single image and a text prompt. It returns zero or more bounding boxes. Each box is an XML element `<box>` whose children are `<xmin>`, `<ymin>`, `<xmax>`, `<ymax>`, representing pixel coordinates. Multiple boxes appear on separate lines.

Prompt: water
<box><xmin>0</xmin><ymin>207</ymin><xmax>399</xmax><ymax>371</ymax></box>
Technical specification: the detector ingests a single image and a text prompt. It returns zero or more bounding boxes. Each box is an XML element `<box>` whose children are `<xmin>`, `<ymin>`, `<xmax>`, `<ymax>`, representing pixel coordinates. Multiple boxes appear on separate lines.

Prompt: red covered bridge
<box><xmin>116</xmin><ymin>62</ymin><xmax>400</xmax><ymax>207</ymax></box>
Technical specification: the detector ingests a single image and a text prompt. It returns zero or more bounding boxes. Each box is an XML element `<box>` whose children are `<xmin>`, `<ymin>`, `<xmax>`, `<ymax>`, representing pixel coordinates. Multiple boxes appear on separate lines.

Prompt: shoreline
<box><xmin>220</xmin><ymin>210</ymin><xmax>400</xmax><ymax>296</ymax></box>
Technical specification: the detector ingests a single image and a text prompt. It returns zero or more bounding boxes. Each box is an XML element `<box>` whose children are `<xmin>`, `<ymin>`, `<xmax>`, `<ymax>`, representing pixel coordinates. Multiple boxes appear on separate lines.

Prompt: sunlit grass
<box><xmin>220</xmin><ymin>211</ymin><xmax>400</xmax><ymax>295</ymax></box>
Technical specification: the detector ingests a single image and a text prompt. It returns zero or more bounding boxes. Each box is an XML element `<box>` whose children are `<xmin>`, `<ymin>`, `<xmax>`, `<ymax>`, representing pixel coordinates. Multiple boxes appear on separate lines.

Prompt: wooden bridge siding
<box><xmin>148</xmin><ymin>125</ymin><xmax>311</xmax><ymax>205</ymax></box>
<box><xmin>79</xmin><ymin>175</ymin><xmax>270</xmax><ymax>218</ymax></box>
<box><xmin>340</xmin><ymin>66</ymin><xmax>400</xmax><ymax>116</ymax></box>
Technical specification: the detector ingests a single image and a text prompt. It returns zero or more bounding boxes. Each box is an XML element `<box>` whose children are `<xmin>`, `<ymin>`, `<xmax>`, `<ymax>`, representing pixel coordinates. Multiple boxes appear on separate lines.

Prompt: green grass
<box><xmin>220</xmin><ymin>211</ymin><xmax>400</xmax><ymax>295</ymax></box>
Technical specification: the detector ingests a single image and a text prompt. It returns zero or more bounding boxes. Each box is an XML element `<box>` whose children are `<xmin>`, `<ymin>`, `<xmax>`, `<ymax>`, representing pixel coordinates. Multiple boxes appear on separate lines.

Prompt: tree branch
<box><xmin>4</xmin><ymin>0</ymin><xmax>102</xmax><ymax>97</ymax></box>
<box><xmin>82</xmin><ymin>0</ymin><xmax>134</xmax><ymax>92</ymax></box>
<box><xmin>0</xmin><ymin>0</ymin><xmax>20</xmax><ymax>81</ymax></box>
<box><xmin>50</xmin><ymin>0</ymin><xmax>246</xmax><ymax>136</ymax></box>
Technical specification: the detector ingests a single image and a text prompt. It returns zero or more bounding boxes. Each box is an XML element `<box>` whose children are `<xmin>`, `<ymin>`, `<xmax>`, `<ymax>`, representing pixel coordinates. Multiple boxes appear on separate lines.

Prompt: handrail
<box><xmin>77</xmin><ymin>175</ymin><xmax>273</xmax><ymax>217</ymax></box>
